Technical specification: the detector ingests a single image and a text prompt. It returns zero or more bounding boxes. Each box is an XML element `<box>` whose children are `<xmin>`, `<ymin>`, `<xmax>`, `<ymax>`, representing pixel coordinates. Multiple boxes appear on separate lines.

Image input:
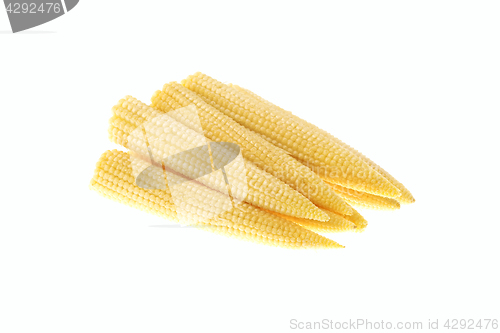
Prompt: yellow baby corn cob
<box><xmin>90</xmin><ymin>150</ymin><xmax>343</xmax><ymax>249</ymax></box>
<box><xmin>271</xmin><ymin>209</ymin><xmax>356</xmax><ymax>233</ymax></box>
<box><xmin>231</xmin><ymin>83</ymin><xmax>415</xmax><ymax>204</ymax></box>
<box><xmin>108</xmin><ymin>96</ymin><xmax>329</xmax><ymax>221</ymax></box>
<box><xmin>328</xmin><ymin>183</ymin><xmax>401</xmax><ymax>211</ymax></box>
<box><xmin>344</xmin><ymin>151</ymin><xmax>414</xmax><ymax>204</ymax></box>
<box><xmin>343</xmin><ymin>207</ymin><xmax>368</xmax><ymax>232</ymax></box>
<box><xmin>181</xmin><ymin>72</ymin><xmax>400</xmax><ymax>199</ymax></box>
<box><xmin>150</xmin><ymin>83</ymin><xmax>353</xmax><ymax>216</ymax></box>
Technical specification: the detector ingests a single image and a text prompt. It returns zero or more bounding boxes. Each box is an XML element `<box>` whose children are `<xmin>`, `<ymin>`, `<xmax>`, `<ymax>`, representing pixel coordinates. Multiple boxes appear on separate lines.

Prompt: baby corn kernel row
<box><xmin>90</xmin><ymin>72</ymin><xmax>414</xmax><ymax>249</ymax></box>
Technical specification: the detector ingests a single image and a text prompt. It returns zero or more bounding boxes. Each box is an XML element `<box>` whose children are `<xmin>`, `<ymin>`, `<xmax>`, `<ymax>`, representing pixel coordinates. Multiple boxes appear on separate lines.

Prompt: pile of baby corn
<box><xmin>90</xmin><ymin>72</ymin><xmax>414</xmax><ymax>249</ymax></box>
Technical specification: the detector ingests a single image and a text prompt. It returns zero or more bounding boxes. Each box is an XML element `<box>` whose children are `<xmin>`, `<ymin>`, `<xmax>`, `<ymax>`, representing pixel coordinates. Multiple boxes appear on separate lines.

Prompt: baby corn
<box><xmin>343</xmin><ymin>207</ymin><xmax>368</xmax><ymax>232</ymax></box>
<box><xmin>90</xmin><ymin>150</ymin><xmax>343</xmax><ymax>249</ymax></box>
<box><xmin>271</xmin><ymin>209</ymin><xmax>357</xmax><ymax>233</ymax></box>
<box><xmin>182</xmin><ymin>72</ymin><xmax>401</xmax><ymax>199</ymax></box>
<box><xmin>231</xmin><ymin>83</ymin><xmax>415</xmax><ymax>204</ymax></box>
<box><xmin>328</xmin><ymin>183</ymin><xmax>401</xmax><ymax>211</ymax></box>
<box><xmin>151</xmin><ymin>83</ymin><xmax>353</xmax><ymax>216</ymax></box>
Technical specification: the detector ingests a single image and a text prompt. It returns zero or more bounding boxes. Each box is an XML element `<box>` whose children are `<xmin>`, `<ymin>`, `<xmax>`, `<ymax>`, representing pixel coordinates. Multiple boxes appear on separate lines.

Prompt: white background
<box><xmin>1</xmin><ymin>1</ymin><xmax>499</xmax><ymax>332</ymax></box>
